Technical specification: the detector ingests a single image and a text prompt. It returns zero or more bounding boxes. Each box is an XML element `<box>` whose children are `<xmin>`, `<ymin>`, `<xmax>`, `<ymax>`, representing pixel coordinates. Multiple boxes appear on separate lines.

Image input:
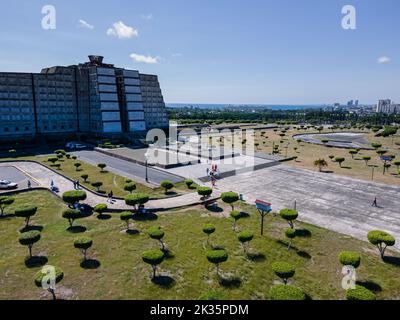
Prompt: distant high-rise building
<box><xmin>376</xmin><ymin>99</ymin><xmax>392</xmax><ymax>113</ymax></box>
<box><xmin>0</xmin><ymin>56</ymin><xmax>169</xmax><ymax>140</ymax></box>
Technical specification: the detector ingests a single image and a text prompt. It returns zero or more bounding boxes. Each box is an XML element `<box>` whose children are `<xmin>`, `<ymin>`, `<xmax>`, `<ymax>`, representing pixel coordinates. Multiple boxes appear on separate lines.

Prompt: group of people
<box><xmin>73</xmin><ymin>180</ymin><xmax>80</xmax><ymax>190</ymax></box>
<box><xmin>207</xmin><ymin>164</ymin><xmax>220</xmax><ymax>188</ymax></box>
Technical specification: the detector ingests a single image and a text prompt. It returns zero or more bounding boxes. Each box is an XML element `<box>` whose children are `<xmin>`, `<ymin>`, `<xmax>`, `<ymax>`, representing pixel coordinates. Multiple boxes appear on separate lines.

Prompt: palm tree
<box><xmin>314</xmin><ymin>158</ymin><xmax>328</xmax><ymax>172</ymax></box>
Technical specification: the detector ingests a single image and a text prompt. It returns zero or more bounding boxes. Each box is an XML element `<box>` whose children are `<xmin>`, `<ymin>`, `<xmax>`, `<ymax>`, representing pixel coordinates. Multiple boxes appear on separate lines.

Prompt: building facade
<box><xmin>0</xmin><ymin>55</ymin><xmax>169</xmax><ymax>140</ymax></box>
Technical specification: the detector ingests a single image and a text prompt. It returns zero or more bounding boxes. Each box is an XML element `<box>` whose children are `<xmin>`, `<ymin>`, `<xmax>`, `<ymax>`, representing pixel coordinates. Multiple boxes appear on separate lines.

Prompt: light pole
<box><xmin>145</xmin><ymin>159</ymin><xmax>148</xmax><ymax>183</ymax></box>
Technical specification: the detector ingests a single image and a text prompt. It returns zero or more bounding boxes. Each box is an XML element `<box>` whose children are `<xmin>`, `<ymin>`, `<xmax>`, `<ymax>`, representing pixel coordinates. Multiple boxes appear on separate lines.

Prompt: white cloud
<box><xmin>141</xmin><ymin>14</ymin><xmax>154</xmax><ymax>20</ymax></box>
<box><xmin>130</xmin><ymin>53</ymin><xmax>159</xmax><ymax>64</ymax></box>
<box><xmin>78</xmin><ymin>19</ymin><xmax>94</xmax><ymax>29</ymax></box>
<box><xmin>377</xmin><ymin>56</ymin><xmax>391</xmax><ymax>64</ymax></box>
<box><xmin>107</xmin><ymin>21</ymin><xmax>138</xmax><ymax>39</ymax></box>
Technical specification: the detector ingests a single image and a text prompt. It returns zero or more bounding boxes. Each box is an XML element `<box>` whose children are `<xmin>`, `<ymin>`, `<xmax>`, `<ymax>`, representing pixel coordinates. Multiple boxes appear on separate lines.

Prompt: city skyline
<box><xmin>0</xmin><ymin>0</ymin><xmax>399</xmax><ymax>104</ymax></box>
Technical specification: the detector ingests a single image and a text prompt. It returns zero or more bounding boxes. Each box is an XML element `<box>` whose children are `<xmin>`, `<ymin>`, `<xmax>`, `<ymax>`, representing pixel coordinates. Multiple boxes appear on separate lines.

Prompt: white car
<box><xmin>0</xmin><ymin>180</ymin><xmax>18</xmax><ymax>190</ymax></box>
<box><xmin>66</xmin><ymin>142</ymin><xmax>87</xmax><ymax>150</ymax></box>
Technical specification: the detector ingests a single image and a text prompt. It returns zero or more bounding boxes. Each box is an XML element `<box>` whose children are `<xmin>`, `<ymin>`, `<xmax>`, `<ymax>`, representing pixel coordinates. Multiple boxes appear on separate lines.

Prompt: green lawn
<box><xmin>1</xmin><ymin>190</ymin><xmax>400</xmax><ymax>300</ymax></box>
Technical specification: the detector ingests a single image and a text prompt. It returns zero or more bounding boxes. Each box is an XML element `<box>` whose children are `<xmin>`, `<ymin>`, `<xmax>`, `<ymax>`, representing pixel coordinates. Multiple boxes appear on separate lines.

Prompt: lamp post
<box><xmin>145</xmin><ymin>159</ymin><xmax>148</xmax><ymax>183</ymax></box>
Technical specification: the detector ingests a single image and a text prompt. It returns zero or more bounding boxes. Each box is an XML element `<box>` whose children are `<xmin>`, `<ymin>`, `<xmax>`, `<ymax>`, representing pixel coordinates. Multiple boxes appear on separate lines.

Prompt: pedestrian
<box><xmin>27</xmin><ymin>180</ymin><xmax>31</xmax><ymax>189</ymax></box>
<box><xmin>110</xmin><ymin>190</ymin><xmax>113</xmax><ymax>202</ymax></box>
<box><xmin>73</xmin><ymin>180</ymin><xmax>76</xmax><ymax>190</ymax></box>
<box><xmin>206</xmin><ymin>168</ymin><xmax>210</xmax><ymax>176</ymax></box>
<box><xmin>372</xmin><ymin>197</ymin><xmax>378</xmax><ymax>207</ymax></box>
<box><xmin>76</xmin><ymin>180</ymin><xmax>80</xmax><ymax>189</ymax></box>
<box><xmin>50</xmin><ymin>180</ymin><xmax>54</xmax><ymax>188</ymax></box>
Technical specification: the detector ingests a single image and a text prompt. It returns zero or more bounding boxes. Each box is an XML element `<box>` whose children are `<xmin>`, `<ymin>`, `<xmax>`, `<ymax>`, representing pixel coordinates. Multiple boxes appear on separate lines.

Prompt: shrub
<box><xmin>199</xmin><ymin>290</ymin><xmax>225</xmax><ymax>300</ymax></box>
<box><xmin>206</xmin><ymin>249</ymin><xmax>228</xmax><ymax>276</ymax></box>
<box><xmin>62</xmin><ymin>209</ymin><xmax>82</xmax><ymax>227</ymax></box>
<box><xmin>91</xmin><ymin>181</ymin><xmax>103</xmax><ymax>192</ymax></box>
<box><xmin>74</xmin><ymin>163</ymin><xmax>82</xmax><ymax>171</ymax></box>
<box><xmin>269</xmin><ymin>284</ymin><xmax>306</xmax><ymax>300</ymax></box>
<box><xmin>349</xmin><ymin>150</ymin><xmax>358</xmax><ymax>158</ymax></box>
<box><xmin>125</xmin><ymin>193</ymin><xmax>150</xmax><ymax>210</ymax></box>
<box><xmin>285</xmin><ymin>228</ymin><xmax>296</xmax><ymax>250</ymax></box>
<box><xmin>279</xmin><ymin>208</ymin><xmax>298</xmax><ymax>229</ymax></box>
<box><xmin>237</xmin><ymin>230</ymin><xmax>254</xmax><ymax>253</ymax></box>
<box><xmin>338</xmin><ymin>251</ymin><xmax>361</xmax><ymax>268</ymax></box>
<box><xmin>93</xmin><ymin>204</ymin><xmax>107</xmax><ymax>216</ymax></box>
<box><xmin>335</xmin><ymin>157</ymin><xmax>345</xmax><ymax>167</ymax></box>
<box><xmin>62</xmin><ymin>190</ymin><xmax>87</xmax><ymax>207</ymax></box>
<box><xmin>148</xmin><ymin>226</ymin><xmax>166</xmax><ymax>250</ymax></box>
<box><xmin>124</xmin><ymin>182</ymin><xmax>136</xmax><ymax>194</ymax></box>
<box><xmin>15</xmin><ymin>205</ymin><xmax>38</xmax><ymax>228</ymax></box>
<box><xmin>74</xmin><ymin>237</ymin><xmax>93</xmax><ymax>261</ymax></box>
<box><xmin>185</xmin><ymin>179</ymin><xmax>194</xmax><ymax>189</ymax></box>
<box><xmin>48</xmin><ymin>157</ymin><xmax>58</xmax><ymax>164</ymax></box>
<box><xmin>221</xmin><ymin>192</ymin><xmax>240</xmax><ymax>211</ymax></box>
<box><xmin>142</xmin><ymin>249</ymin><xmax>165</xmax><ymax>279</ymax></box>
<box><xmin>97</xmin><ymin>163</ymin><xmax>107</xmax><ymax>172</ymax></box>
<box><xmin>34</xmin><ymin>266</ymin><xmax>64</xmax><ymax>300</ymax></box>
<box><xmin>0</xmin><ymin>196</ymin><xmax>15</xmax><ymax>216</ymax></box>
<box><xmin>120</xmin><ymin>211</ymin><xmax>133</xmax><ymax>230</ymax></box>
<box><xmin>362</xmin><ymin>156</ymin><xmax>371</xmax><ymax>165</ymax></box>
<box><xmin>346</xmin><ymin>285</ymin><xmax>376</xmax><ymax>300</ymax></box>
<box><xmin>230</xmin><ymin>210</ymin><xmax>242</xmax><ymax>231</ymax></box>
<box><xmin>203</xmin><ymin>224</ymin><xmax>216</xmax><ymax>244</ymax></box>
<box><xmin>272</xmin><ymin>262</ymin><xmax>296</xmax><ymax>284</ymax></box>
<box><xmin>19</xmin><ymin>231</ymin><xmax>41</xmax><ymax>258</ymax></box>
<box><xmin>81</xmin><ymin>174</ymin><xmax>89</xmax><ymax>182</ymax></box>
<box><xmin>367</xmin><ymin>230</ymin><xmax>395</xmax><ymax>260</ymax></box>
<box><xmin>197</xmin><ymin>186</ymin><xmax>213</xmax><ymax>199</ymax></box>
<box><xmin>160</xmin><ymin>180</ymin><xmax>174</xmax><ymax>194</ymax></box>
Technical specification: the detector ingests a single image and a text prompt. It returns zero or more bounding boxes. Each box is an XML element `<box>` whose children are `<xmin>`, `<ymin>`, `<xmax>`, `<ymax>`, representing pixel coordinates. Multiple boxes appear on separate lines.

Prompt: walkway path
<box><xmin>0</xmin><ymin>162</ymin><xmax>219</xmax><ymax>211</ymax></box>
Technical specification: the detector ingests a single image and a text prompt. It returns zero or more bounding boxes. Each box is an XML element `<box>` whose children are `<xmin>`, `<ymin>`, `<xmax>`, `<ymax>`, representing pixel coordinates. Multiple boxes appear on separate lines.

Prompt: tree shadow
<box><xmin>80</xmin><ymin>259</ymin><xmax>101</xmax><ymax>270</ymax></box>
<box><xmin>239</xmin><ymin>211</ymin><xmax>250</xmax><ymax>219</ymax></box>
<box><xmin>321</xmin><ymin>170</ymin><xmax>334</xmax><ymax>174</ymax></box>
<box><xmin>341</xmin><ymin>166</ymin><xmax>352</xmax><ymax>170</ymax></box>
<box><xmin>0</xmin><ymin>214</ymin><xmax>15</xmax><ymax>220</ymax></box>
<box><xmin>97</xmin><ymin>190</ymin><xmax>107</xmax><ymax>195</ymax></box>
<box><xmin>152</xmin><ymin>275</ymin><xmax>175</xmax><ymax>288</ymax></box>
<box><xmin>121</xmin><ymin>227</ymin><xmax>137</xmax><ymax>235</ymax></box>
<box><xmin>165</xmin><ymin>191</ymin><xmax>178</xmax><ymax>196</ymax></box>
<box><xmin>162</xmin><ymin>248</ymin><xmax>175</xmax><ymax>260</ymax></box>
<box><xmin>246</xmin><ymin>251</ymin><xmax>266</xmax><ymax>262</ymax></box>
<box><xmin>132</xmin><ymin>212</ymin><xmax>158</xmax><ymax>221</ymax></box>
<box><xmin>212</xmin><ymin>245</ymin><xmax>226</xmax><ymax>250</ymax></box>
<box><xmin>20</xmin><ymin>225</ymin><xmax>44</xmax><ymax>233</ymax></box>
<box><xmin>25</xmin><ymin>256</ymin><xmax>48</xmax><ymax>268</ymax></box>
<box><xmin>356</xmin><ymin>280</ymin><xmax>382</xmax><ymax>293</ymax></box>
<box><xmin>67</xmin><ymin>226</ymin><xmax>87</xmax><ymax>233</ymax></box>
<box><xmin>295</xmin><ymin>229</ymin><xmax>312</xmax><ymax>238</ymax></box>
<box><xmin>97</xmin><ymin>214</ymin><xmax>112</xmax><ymax>220</ymax></box>
<box><xmin>297</xmin><ymin>250</ymin><xmax>312</xmax><ymax>260</ymax></box>
<box><xmin>383</xmin><ymin>256</ymin><xmax>400</xmax><ymax>267</ymax></box>
<box><xmin>206</xmin><ymin>205</ymin><xmax>224</xmax><ymax>213</ymax></box>
<box><xmin>219</xmin><ymin>275</ymin><xmax>242</xmax><ymax>288</ymax></box>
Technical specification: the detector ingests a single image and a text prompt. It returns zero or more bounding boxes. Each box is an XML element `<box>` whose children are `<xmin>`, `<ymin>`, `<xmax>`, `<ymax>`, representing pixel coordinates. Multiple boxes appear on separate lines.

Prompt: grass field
<box><xmin>1</xmin><ymin>190</ymin><xmax>400</xmax><ymax>300</ymax></box>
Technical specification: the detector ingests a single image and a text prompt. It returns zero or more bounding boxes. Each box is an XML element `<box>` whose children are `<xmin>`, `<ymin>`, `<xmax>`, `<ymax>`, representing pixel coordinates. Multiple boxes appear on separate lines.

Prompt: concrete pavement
<box><xmin>217</xmin><ymin>164</ymin><xmax>400</xmax><ymax>249</ymax></box>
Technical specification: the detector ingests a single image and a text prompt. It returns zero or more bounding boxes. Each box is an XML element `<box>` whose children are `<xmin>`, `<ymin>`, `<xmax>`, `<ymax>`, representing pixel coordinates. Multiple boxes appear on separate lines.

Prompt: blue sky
<box><xmin>0</xmin><ymin>0</ymin><xmax>399</xmax><ymax>104</ymax></box>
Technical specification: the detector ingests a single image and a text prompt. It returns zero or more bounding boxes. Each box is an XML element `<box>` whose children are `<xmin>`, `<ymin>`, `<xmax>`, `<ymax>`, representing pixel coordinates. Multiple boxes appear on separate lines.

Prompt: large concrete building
<box><xmin>0</xmin><ymin>55</ymin><xmax>169</xmax><ymax>140</ymax></box>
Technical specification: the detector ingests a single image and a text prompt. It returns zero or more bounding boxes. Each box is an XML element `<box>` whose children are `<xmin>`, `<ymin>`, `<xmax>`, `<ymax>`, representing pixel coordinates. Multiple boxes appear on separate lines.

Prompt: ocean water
<box><xmin>166</xmin><ymin>103</ymin><xmax>325</xmax><ymax>111</ymax></box>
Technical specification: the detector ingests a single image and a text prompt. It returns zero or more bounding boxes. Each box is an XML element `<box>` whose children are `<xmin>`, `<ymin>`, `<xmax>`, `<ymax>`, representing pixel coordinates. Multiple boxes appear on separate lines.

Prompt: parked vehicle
<box><xmin>0</xmin><ymin>180</ymin><xmax>18</xmax><ymax>190</ymax></box>
<box><xmin>66</xmin><ymin>142</ymin><xmax>87</xmax><ymax>150</ymax></box>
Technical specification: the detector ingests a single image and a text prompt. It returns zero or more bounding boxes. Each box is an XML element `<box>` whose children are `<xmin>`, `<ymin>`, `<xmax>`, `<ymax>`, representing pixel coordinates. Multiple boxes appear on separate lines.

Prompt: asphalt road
<box><xmin>0</xmin><ymin>166</ymin><xmax>37</xmax><ymax>192</ymax></box>
<box><xmin>73</xmin><ymin>150</ymin><xmax>184</xmax><ymax>185</ymax></box>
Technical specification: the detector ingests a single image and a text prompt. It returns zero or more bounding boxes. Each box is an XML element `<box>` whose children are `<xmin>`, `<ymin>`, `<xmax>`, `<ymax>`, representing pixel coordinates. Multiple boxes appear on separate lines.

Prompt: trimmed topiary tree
<box><xmin>160</xmin><ymin>180</ymin><xmax>174</xmax><ymax>194</ymax></box>
<box><xmin>272</xmin><ymin>261</ymin><xmax>296</xmax><ymax>285</ymax></box>
<box><xmin>93</xmin><ymin>204</ymin><xmax>107</xmax><ymax>217</ymax></box>
<box><xmin>362</xmin><ymin>156</ymin><xmax>371</xmax><ymax>165</ymax></box>
<box><xmin>124</xmin><ymin>182</ymin><xmax>136</xmax><ymax>194</ymax></box>
<box><xmin>62</xmin><ymin>190</ymin><xmax>87</xmax><ymax>208</ymax></box>
<box><xmin>19</xmin><ymin>231</ymin><xmax>41</xmax><ymax>258</ymax></box>
<box><xmin>148</xmin><ymin>226</ymin><xmax>165</xmax><ymax>250</ymax></box>
<box><xmin>367</xmin><ymin>230</ymin><xmax>395</xmax><ymax>260</ymax></box>
<box><xmin>15</xmin><ymin>205</ymin><xmax>38</xmax><ymax>228</ymax></box>
<box><xmin>62</xmin><ymin>209</ymin><xmax>82</xmax><ymax>228</ymax></box>
<box><xmin>0</xmin><ymin>196</ymin><xmax>15</xmax><ymax>216</ymax></box>
<box><xmin>125</xmin><ymin>193</ymin><xmax>150</xmax><ymax>211</ymax></box>
<box><xmin>74</xmin><ymin>163</ymin><xmax>82</xmax><ymax>171</ymax></box>
<box><xmin>206</xmin><ymin>249</ymin><xmax>228</xmax><ymax>277</ymax></box>
<box><xmin>120</xmin><ymin>211</ymin><xmax>133</xmax><ymax>231</ymax></box>
<box><xmin>346</xmin><ymin>285</ymin><xmax>376</xmax><ymax>300</ymax></box>
<box><xmin>34</xmin><ymin>266</ymin><xmax>64</xmax><ymax>300</ymax></box>
<box><xmin>230</xmin><ymin>210</ymin><xmax>242</xmax><ymax>231</ymax></box>
<box><xmin>97</xmin><ymin>163</ymin><xmax>107</xmax><ymax>172</ymax></box>
<box><xmin>221</xmin><ymin>191</ymin><xmax>240</xmax><ymax>211</ymax></box>
<box><xmin>335</xmin><ymin>157</ymin><xmax>345</xmax><ymax>168</ymax></box>
<box><xmin>185</xmin><ymin>179</ymin><xmax>194</xmax><ymax>189</ymax></box>
<box><xmin>237</xmin><ymin>230</ymin><xmax>254</xmax><ymax>254</ymax></box>
<box><xmin>74</xmin><ymin>237</ymin><xmax>93</xmax><ymax>261</ymax></box>
<box><xmin>203</xmin><ymin>224</ymin><xmax>216</xmax><ymax>245</ymax></box>
<box><xmin>285</xmin><ymin>228</ymin><xmax>296</xmax><ymax>250</ymax></box>
<box><xmin>339</xmin><ymin>251</ymin><xmax>361</xmax><ymax>269</ymax></box>
<box><xmin>279</xmin><ymin>209</ymin><xmax>298</xmax><ymax>229</ymax></box>
<box><xmin>80</xmin><ymin>173</ymin><xmax>89</xmax><ymax>183</ymax></box>
<box><xmin>142</xmin><ymin>249</ymin><xmax>164</xmax><ymax>279</ymax></box>
<box><xmin>269</xmin><ymin>284</ymin><xmax>306</xmax><ymax>300</ymax></box>
<box><xmin>91</xmin><ymin>181</ymin><xmax>103</xmax><ymax>192</ymax></box>
<box><xmin>349</xmin><ymin>150</ymin><xmax>358</xmax><ymax>159</ymax></box>
<box><xmin>197</xmin><ymin>186</ymin><xmax>213</xmax><ymax>200</ymax></box>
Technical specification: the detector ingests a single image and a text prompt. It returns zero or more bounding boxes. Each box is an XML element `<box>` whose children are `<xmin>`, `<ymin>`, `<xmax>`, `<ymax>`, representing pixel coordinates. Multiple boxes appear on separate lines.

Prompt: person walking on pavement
<box><xmin>27</xmin><ymin>180</ymin><xmax>31</xmax><ymax>189</ymax></box>
<box><xmin>372</xmin><ymin>197</ymin><xmax>378</xmax><ymax>207</ymax></box>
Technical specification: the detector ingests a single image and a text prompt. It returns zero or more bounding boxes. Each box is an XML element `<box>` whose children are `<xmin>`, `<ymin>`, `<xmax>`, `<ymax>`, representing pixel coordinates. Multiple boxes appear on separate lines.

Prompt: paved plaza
<box><xmin>217</xmin><ymin>164</ymin><xmax>400</xmax><ymax>249</ymax></box>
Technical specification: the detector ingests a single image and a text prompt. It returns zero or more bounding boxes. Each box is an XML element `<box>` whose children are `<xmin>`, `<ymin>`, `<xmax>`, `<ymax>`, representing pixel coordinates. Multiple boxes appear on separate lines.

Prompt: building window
<box><xmin>15</xmin><ymin>127</ymin><xmax>19</xmax><ymax>132</ymax></box>
<box><xmin>25</xmin><ymin>127</ymin><xmax>29</xmax><ymax>131</ymax></box>
<box><xmin>52</xmin><ymin>125</ymin><xmax>56</xmax><ymax>129</ymax></box>
<box><xmin>4</xmin><ymin>127</ymin><xmax>9</xmax><ymax>132</ymax></box>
